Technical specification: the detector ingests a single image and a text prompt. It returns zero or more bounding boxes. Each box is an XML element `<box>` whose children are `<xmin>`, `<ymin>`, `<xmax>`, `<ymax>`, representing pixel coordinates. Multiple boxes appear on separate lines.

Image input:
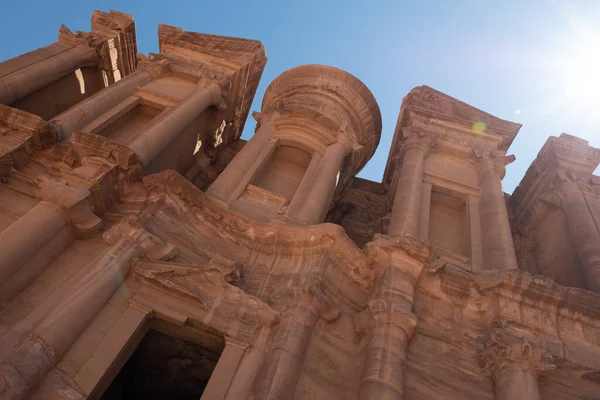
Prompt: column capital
<box><xmin>479</xmin><ymin>329</ymin><xmax>555</xmax><ymax>375</ymax></box>
<box><xmin>268</xmin><ymin>283</ymin><xmax>340</xmax><ymax>321</ymax></box>
<box><xmin>58</xmin><ymin>25</ymin><xmax>104</xmax><ymax>53</ymax></box>
<box><xmin>555</xmin><ymin>167</ymin><xmax>594</xmax><ymax>193</ymax></box>
<box><xmin>195</xmin><ymin>80</ymin><xmax>223</xmax><ymax>107</ymax></box>
<box><xmin>137</xmin><ymin>56</ymin><xmax>170</xmax><ymax>79</ymax></box>
<box><xmin>36</xmin><ymin>177</ymin><xmax>102</xmax><ymax>238</ymax></box>
<box><xmin>251</xmin><ymin>110</ymin><xmax>281</xmax><ymax>125</ymax></box>
<box><xmin>362</xmin><ymin>299</ymin><xmax>417</xmax><ymax>338</ymax></box>
<box><xmin>472</xmin><ymin>143</ymin><xmax>516</xmax><ymax>177</ymax></box>
<box><xmin>102</xmin><ymin>218</ymin><xmax>177</xmax><ymax>261</ymax></box>
<box><xmin>336</xmin><ymin>121</ymin><xmax>363</xmax><ymax>154</ymax></box>
<box><xmin>399</xmin><ymin>129</ymin><xmax>436</xmax><ymax>156</ymax></box>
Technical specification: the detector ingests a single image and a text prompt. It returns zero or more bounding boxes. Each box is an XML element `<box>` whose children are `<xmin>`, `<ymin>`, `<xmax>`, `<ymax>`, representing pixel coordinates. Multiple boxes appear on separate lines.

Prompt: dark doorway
<box><xmin>100</xmin><ymin>328</ymin><xmax>224</xmax><ymax>400</ymax></box>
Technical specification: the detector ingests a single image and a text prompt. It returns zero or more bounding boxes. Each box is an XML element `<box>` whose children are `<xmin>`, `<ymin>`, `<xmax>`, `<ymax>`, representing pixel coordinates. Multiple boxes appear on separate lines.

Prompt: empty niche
<box><xmin>97</xmin><ymin>102</ymin><xmax>162</xmax><ymax>144</ymax></box>
<box><xmin>428</xmin><ymin>186</ymin><xmax>470</xmax><ymax>257</ymax></box>
<box><xmin>251</xmin><ymin>144</ymin><xmax>312</xmax><ymax>201</ymax></box>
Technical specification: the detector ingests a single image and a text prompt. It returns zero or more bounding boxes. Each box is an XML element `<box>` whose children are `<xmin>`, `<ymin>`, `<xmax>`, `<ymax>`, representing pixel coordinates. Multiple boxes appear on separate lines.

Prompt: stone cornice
<box><xmin>117</xmin><ymin>170</ymin><xmax>379</xmax><ymax>312</ymax></box>
<box><xmin>479</xmin><ymin>328</ymin><xmax>555</xmax><ymax>373</ymax></box>
<box><xmin>262</xmin><ymin>64</ymin><xmax>382</xmax><ymax>176</ymax></box>
<box><xmin>131</xmin><ymin>259</ymin><xmax>280</xmax><ymax>343</ymax></box>
<box><xmin>58</xmin><ymin>10</ymin><xmax>139</xmax><ymax>83</ymax></box>
<box><xmin>424</xmin><ymin>265</ymin><xmax>600</xmax><ymax>370</ymax></box>
<box><xmin>383</xmin><ymin>86</ymin><xmax>520</xmax><ymax>186</ymax></box>
<box><xmin>510</xmin><ymin>134</ymin><xmax>600</xmax><ymax>226</ymax></box>
<box><xmin>157</xmin><ymin>24</ymin><xmax>267</xmax><ymax>144</ymax></box>
<box><xmin>473</xmin><ymin>269</ymin><xmax>600</xmax><ymax>324</ymax></box>
<box><xmin>0</xmin><ymin>105</ymin><xmax>56</xmax><ymax>176</ymax></box>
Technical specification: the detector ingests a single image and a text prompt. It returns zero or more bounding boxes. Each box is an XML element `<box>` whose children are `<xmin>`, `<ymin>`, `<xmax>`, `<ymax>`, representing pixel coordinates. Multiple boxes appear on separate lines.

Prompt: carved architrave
<box><xmin>479</xmin><ymin>329</ymin><xmax>555</xmax><ymax>375</ymax></box>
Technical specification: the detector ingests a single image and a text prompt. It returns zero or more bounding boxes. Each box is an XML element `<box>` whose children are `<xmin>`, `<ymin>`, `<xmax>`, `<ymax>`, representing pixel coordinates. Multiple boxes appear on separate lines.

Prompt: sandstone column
<box><xmin>253</xmin><ymin>288</ymin><xmax>325</xmax><ymax>400</ymax></box>
<box><xmin>558</xmin><ymin>177</ymin><xmax>600</xmax><ymax>292</ymax></box>
<box><xmin>128</xmin><ymin>82</ymin><xmax>222</xmax><ymax>168</ymax></box>
<box><xmin>0</xmin><ymin>42</ymin><xmax>98</xmax><ymax>106</ymax></box>
<box><xmin>206</xmin><ymin>112</ymin><xmax>275</xmax><ymax>204</ymax></box>
<box><xmin>0</xmin><ymin>220</ymin><xmax>176</xmax><ymax>400</ymax></box>
<box><xmin>494</xmin><ymin>367</ymin><xmax>540</xmax><ymax>400</ymax></box>
<box><xmin>292</xmin><ymin>134</ymin><xmax>353</xmax><ymax>225</ymax></box>
<box><xmin>477</xmin><ymin>156</ymin><xmax>518</xmax><ymax>270</ymax></box>
<box><xmin>481</xmin><ymin>330</ymin><xmax>554</xmax><ymax>400</ymax></box>
<box><xmin>388</xmin><ymin>135</ymin><xmax>431</xmax><ymax>238</ymax></box>
<box><xmin>51</xmin><ymin>60</ymin><xmax>167</xmax><ymax>141</ymax></box>
<box><xmin>0</xmin><ymin>203</ymin><xmax>67</xmax><ymax>288</ymax></box>
<box><xmin>0</xmin><ymin>179</ymin><xmax>101</xmax><ymax>298</ymax></box>
<box><xmin>357</xmin><ymin>258</ymin><xmax>421</xmax><ymax>400</ymax></box>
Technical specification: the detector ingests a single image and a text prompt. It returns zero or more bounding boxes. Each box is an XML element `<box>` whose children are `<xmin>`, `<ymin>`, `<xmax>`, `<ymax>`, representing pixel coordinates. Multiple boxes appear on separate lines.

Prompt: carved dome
<box><xmin>261</xmin><ymin>64</ymin><xmax>382</xmax><ymax>174</ymax></box>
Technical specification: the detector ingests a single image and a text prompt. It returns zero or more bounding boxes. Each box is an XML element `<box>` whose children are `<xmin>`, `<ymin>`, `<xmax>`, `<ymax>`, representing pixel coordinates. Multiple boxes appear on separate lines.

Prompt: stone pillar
<box><xmin>0</xmin><ymin>42</ymin><xmax>98</xmax><ymax>106</ymax></box>
<box><xmin>480</xmin><ymin>330</ymin><xmax>554</xmax><ymax>400</ymax></box>
<box><xmin>51</xmin><ymin>60</ymin><xmax>167</xmax><ymax>141</ymax></box>
<box><xmin>0</xmin><ymin>179</ymin><xmax>101</xmax><ymax>298</ymax></box>
<box><xmin>207</xmin><ymin>112</ymin><xmax>275</xmax><ymax>204</ymax></box>
<box><xmin>558</xmin><ymin>177</ymin><xmax>600</xmax><ymax>292</ymax></box>
<box><xmin>201</xmin><ymin>339</ymin><xmax>247</xmax><ymax>400</ymax></box>
<box><xmin>357</xmin><ymin>260</ymin><xmax>421</xmax><ymax>400</ymax></box>
<box><xmin>477</xmin><ymin>156</ymin><xmax>518</xmax><ymax>270</ymax></box>
<box><xmin>292</xmin><ymin>135</ymin><xmax>353</xmax><ymax>225</ymax></box>
<box><xmin>128</xmin><ymin>82</ymin><xmax>222</xmax><ymax>168</ymax></box>
<box><xmin>253</xmin><ymin>288</ymin><xmax>326</xmax><ymax>400</ymax></box>
<box><xmin>0</xmin><ymin>203</ymin><xmax>67</xmax><ymax>288</ymax></box>
<box><xmin>388</xmin><ymin>136</ymin><xmax>431</xmax><ymax>238</ymax></box>
<box><xmin>0</xmin><ymin>220</ymin><xmax>176</xmax><ymax>400</ymax></box>
<box><xmin>494</xmin><ymin>368</ymin><xmax>540</xmax><ymax>400</ymax></box>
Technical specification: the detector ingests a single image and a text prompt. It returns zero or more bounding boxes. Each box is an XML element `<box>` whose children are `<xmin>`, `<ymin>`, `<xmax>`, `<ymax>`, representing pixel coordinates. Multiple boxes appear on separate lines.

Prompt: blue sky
<box><xmin>2</xmin><ymin>0</ymin><xmax>600</xmax><ymax>193</ymax></box>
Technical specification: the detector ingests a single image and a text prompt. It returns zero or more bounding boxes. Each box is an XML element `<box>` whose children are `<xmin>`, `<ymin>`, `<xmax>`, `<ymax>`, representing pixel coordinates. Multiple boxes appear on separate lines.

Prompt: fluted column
<box><xmin>254</xmin><ymin>288</ymin><xmax>327</xmax><ymax>400</ymax></box>
<box><xmin>558</xmin><ymin>177</ymin><xmax>600</xmax><ymax>292</ymax></box>
<box><xmin>358</xmin><ymin>262</ymin><xmax>420</xmax><ymax>400</ymax></box>
<box><xmin>0</xmin><ymin>42</ymin><xmax>98</xmax><ymax>106</ymax></box>
<box><xmin>51</xmin><ymin>60</ymin><xmax>167</xmax><ymax>141</ymax></box>
<box><xmin>207</xmin><ymin>112</ymin><xmax>275</xmax><ymax>204</ymax></box>
<box><xmin>292</xmin><ymin>134</ymin><xmax>353</xmax><ymax>225</ymax></box>
<box><xmin>128</xmin><ymin>81</ymin><xmax>222</xmax><ymax>168</ymax></box>
<box><xmin>388</xmin><ymin>136</ymin><xmax>432</xmax><ymax>237</ymax></box>
<box><xmin>477</xmin><ymin>156</ymin><xmax>518</xmax><ymax>270</ymax></box>
<box><xmin>0</xmin><ymin>220</ymin><xmax>176</xmax><ymax>400</ymax></box>
<box><xmin>480</xmin><ymin>330</ymin><xmax>554</xmax><ymax>400</ymax></box>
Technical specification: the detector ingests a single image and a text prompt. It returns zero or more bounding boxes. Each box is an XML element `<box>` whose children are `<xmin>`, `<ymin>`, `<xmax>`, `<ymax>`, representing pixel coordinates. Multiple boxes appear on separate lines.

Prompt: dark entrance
<box><xmin>100</xmin><ymin>328</ymin><xmax>224</xmax><ymax>400</ymax></box>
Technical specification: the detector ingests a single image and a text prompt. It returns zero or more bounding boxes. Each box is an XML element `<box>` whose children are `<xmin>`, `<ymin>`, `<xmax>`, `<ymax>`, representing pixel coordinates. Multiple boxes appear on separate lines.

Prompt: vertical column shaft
<box><xmin>478</xmin><ymin>160</ymin><xmax>518</xmax><ymax>270</ymax></box>
<box><xmin>560</xmin><ymin>182</ymin><xmax>600</xmax><ymax>292</ymax></box>
<box><xmin>52</xmin><ymin>67</ymin><xmax>156</xmax><ymax>141</ymax></box>
<box><xmin>128</xmin><ymin>83</ymin><xmax>221</xmax><ymax>167</ymax></box>
<box><xmin>0</xmin><ymin>240</ymin><xmax>139</xmax><ymax>400</ymax></box>
<box><xmin>254</xmin><ymin>301</ymin><xmax>319</xmax><ymax>400</ymax></box>
<box><xmin>0</xmin><ymin>43</ymin><xmax>98</xmax><ymax>106</ymax></box>
<box><xmin>293</xmin><ymin>141</ymin><xmax>347</xmax><ymax>224</ymax></box>
<box><xmin>207</xmin><ymin>119</ymin><xmax>275</xmax><ymax>204</ymax></box>
<box><xmin>494</xmin><ymin>368</ymin><xmax>540</xmax><ymax>400</ymax></box>
<box><xmin>388</xmin><ymin>144</ymin><xmax>427</xmax><ymax>237</ymax></box>
<box><xmin>0</xmin><ymin>202</ymin><xmax>68</xmax><ymax>288</ymax></box>
<box><xmin>359</xmin><ymin>323</ymin><xmax>409</xmax><ymax>399</ymax></box>
<box><xmin>358</xmin><ymin>265</ymin><xmax>418</xmax><ymax>400</ymax></box>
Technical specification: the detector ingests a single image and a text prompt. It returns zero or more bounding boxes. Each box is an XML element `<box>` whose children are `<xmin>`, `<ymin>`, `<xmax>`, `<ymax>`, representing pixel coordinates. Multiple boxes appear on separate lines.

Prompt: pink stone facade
<box><xmin>1</xmin><ymin>10</ymin><xmax>600</xmax><ymax>400</ymax></box>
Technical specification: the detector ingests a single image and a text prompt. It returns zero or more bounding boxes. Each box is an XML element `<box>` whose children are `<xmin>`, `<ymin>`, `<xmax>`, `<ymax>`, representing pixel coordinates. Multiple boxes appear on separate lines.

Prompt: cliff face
<box><xmin>1</xmin><ymin>10</ymin><xmax>600</xmax><ymax>400</ymax></box>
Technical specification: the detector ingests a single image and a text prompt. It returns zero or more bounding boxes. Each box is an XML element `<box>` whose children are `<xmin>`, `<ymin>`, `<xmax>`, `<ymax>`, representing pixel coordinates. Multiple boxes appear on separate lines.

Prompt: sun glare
<box><xmin>531</xmin><ymin>5</ymin><xmax>600</xmax><ymax>134</ymax></box>
<box><xmin>562</xmin><ymin>43</ymin><xmax>600</xmax><ymax>100</ymax></box>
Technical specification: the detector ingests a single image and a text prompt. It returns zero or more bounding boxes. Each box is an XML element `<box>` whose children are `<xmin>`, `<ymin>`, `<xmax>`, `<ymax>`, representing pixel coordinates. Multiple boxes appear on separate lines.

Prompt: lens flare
<box><xmin>472</xmin><ymin>121</ymin><xmax>487</xmax><ymax>134</ymax></box>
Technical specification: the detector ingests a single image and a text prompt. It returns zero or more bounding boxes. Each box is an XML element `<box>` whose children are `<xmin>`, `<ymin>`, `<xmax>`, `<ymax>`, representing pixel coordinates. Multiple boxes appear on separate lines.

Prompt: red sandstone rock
<box><xmin>0</xmin><ymin>10</ymin><xmax>599</xmax><ymax>400</ymax></box>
